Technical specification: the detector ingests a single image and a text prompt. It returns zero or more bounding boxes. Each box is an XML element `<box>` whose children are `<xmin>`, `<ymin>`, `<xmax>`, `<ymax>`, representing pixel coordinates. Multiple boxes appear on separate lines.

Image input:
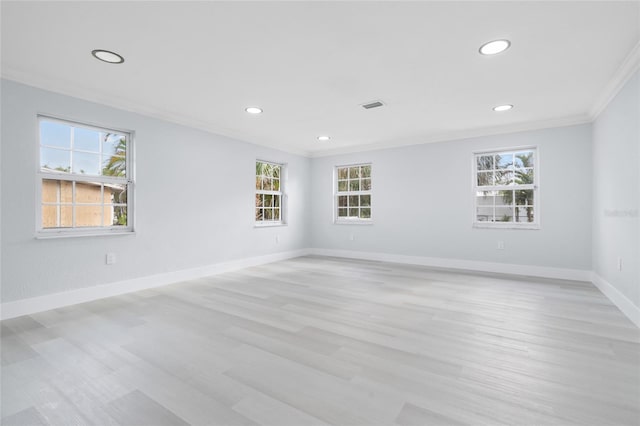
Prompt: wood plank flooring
<box><xmin>1</xmin><ymin>255</ymin><xmax>639</xmax><ymax>425</ymax></box>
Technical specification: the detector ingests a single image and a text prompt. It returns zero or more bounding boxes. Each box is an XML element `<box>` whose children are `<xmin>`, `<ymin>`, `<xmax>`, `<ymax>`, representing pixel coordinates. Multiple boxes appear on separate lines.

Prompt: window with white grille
<box><xmin>335</xmin><ymin>164</ymin><xmax>372</xmax><ymax>223</ymax></box>
<box><xmin>474</xmin><ymin>148</ymin><xmax>538</xmax><ymax>228</ymax></box>
<box><xmin>38</xmin><ymin>116</ymin><xmax>133</xmax><ymax>235</ymax></box>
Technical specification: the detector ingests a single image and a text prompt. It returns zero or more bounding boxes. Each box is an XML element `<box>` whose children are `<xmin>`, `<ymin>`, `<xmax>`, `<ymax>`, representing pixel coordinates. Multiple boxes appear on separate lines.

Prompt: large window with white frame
<box><xmin>38</xmin><ymin>116</ymin><xmax>133</xmax><ymax>235</ymax></box>
<box><xmin>255</xmin><ymin>160</ymin><xmax>285</xmax><ymax>225</ymax></box>
<box><xmin>474</xmin><ymin>147</ymin><xmax>538</xmax><ymax>228</ymax></box>
<box><xmin>335</xmin><ymin>163</ymin><xmax>372</xmax><ymax>222</ymax></box>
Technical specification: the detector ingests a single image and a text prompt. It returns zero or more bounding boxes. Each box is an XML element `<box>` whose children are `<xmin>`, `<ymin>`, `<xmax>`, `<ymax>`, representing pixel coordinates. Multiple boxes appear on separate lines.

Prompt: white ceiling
<box><xmin>2</xmin><ymin>1</ymin><xmax>639</xmax><ymax>156</ymax></box>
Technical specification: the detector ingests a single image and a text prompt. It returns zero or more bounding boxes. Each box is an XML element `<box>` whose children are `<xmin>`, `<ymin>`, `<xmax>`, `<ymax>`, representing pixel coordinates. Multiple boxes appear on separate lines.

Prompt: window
<box><xmin>473</xmin><ymin>147</ymin><xmax>538</xmax><ymax>228</ymax></box>
<box><xmin>255</xmin><ymin>161</ymin><xmax>284</xmax><ymax>225</ymax></box>
<box><xmin>335</xmin><ymin>163</ymin><xmax>372</xmax><ymax>222</ymax></box>
<box><xmin>38</xmin><ymin>116</ymin><xmax>133</xmax><ymax>235</ymax></box>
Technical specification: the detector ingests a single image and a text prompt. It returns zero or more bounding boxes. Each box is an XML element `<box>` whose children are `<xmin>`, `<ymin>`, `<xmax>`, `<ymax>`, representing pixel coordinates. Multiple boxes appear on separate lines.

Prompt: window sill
<box><xmin>473</xmin><ymin>222</ymin><xmax>540</xmax><ymax>230</ymax></box>
<box><xmin>334</xmin><ymin>220</ymin><xmax>374</xmax><ymax>226</ymax></box>
<box><xmin>254</xmin><ymin>222</ymin><xmax>287</xmax><ymax>228</ymax></box>
<box><xmin>36</xmin><ymin>230</ymin><xmax>136</xmax><ymax>239</ymax></box>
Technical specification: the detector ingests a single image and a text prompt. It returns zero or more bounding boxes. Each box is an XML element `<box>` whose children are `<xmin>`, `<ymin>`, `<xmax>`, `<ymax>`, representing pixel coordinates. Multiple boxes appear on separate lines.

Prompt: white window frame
<box><xmin>255</xmin><ymin>160</ymin><xmax>287</xmax><ymax>227</ymax></box>
<box><xmin>334</xmin><ymin>163</ymin><xmax>373</xmax><ymax>224</ymax></box>
<box><xmin>472</xmin><ymin>145</ymin><xmax>540</xmax><ymax>230</ymax></box>
<box><xmin>36</xmin><ymin>115</ymin><xmax>135</xmax><ymax>238</ymax></box>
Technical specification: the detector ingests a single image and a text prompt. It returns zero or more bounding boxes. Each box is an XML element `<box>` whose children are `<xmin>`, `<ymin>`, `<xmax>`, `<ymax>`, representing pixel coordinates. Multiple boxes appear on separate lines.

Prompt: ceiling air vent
<box><xmin>361</xmin><ymin>100</ymin><xmax>385</xmax><ymax>110</ymax></box>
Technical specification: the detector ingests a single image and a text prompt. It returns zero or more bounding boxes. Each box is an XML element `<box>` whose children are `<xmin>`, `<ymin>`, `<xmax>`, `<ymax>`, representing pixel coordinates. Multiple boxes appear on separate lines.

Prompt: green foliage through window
<box><xmin>39</xmin><ymin>118</ymin><xmax>131</xmax><ymax>230</ymax></box>
<box><xmin>475</xmin><ymin>150</ymin><xmax>536</xmax><ymax>225</ymax></box>
<box><xmin>336</xmin><ymin>164</ymin><xmax>372</xmax><ymax>220</ymax></box>
<box><xmin>256</xmin><ymin>161</ymin><xmax>283</xmax><ymax>223</ymax></box>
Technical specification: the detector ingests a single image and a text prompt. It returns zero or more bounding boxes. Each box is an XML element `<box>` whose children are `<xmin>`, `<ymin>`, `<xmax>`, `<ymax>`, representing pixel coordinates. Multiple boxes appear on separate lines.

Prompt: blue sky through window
<box><xmin>40</xmin><ymin>120</ymin><xmax>127</xmax><ymax>175</ymax></box>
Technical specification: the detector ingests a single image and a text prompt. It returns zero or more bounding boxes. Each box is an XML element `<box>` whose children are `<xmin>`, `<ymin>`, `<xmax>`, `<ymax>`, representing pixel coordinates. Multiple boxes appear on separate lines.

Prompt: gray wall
<box><xmin>1</xmin><ymin>80</ymin><xmax>311</xmax><ymax>302</ymax></box>
<box><xmin>592</xmin><ymin>71</ymin><xmax>640</xmax><ymax>307</ymax></box>
<box><xmin>4</xmin><ymin>75</ymin><xmax>635</xmax><ymax>307</ymax></box>
<box><xmin>310</xmin><ymin>124</ymin><xmax>593</xmax><ymax>271</ymax></box>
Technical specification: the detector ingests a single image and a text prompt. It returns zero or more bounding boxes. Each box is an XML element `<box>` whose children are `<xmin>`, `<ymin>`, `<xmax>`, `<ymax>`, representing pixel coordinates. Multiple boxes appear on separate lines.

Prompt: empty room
<box><xmin>1</xmin><ymin>1</ymin><xmax>639</xmax><ymax>425</ymax></box>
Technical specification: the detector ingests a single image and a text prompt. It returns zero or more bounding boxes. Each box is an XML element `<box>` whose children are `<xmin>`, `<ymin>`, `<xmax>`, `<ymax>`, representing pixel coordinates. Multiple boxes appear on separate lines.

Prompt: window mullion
<box><xmin>476</xmin><ymin>184</ymin><xmax>535</xmax><ymax>191</ymax></box>
<box><xmin>100</xmin><ymin>184</ymin><xmax>105</xmax><ymax>227</ymax></box>
<box><xmin>56</xmin><ymin>181</ymin><xmax>61</xmax><ymax>227</ymax></box>
<box><xmin>70</xmin><ymin>126</ymin><xmax>74</xmax><ymax>174</ymax></box>
<box><xmin>71</xmin><ymin>181</ymin><xmax>76</xmax><ymax>227</ymax></box>
<box><xmin>39</xmin><ymin>172</ymin><xmax>127</xmax><ymax>185</ymax></box>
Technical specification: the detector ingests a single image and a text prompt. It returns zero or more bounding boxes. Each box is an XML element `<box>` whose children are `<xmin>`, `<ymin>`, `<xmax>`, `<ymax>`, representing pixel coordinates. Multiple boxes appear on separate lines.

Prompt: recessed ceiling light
<box><xmin>493</xmin><ymin>104</ymin><xmax>513</xmax><ymax>112</ymax></box>
<box><xmin>245</xmin><ymin>107</ymin><xmax>263</xmax><ymax>114</ymax></box>
<box><xmin>91</xmin><ymin>49</ymin><xmax>124</xmax><ymax>64</ymax></box>
<box><xmin>479</xmin><ymin>39</ymin><xmax>511</xmax><ymax>55</ymax></box>
<box><xmin>317</xmin><ymin>136</ymin><xmax>330</xmax><ymax>141</ymax></box>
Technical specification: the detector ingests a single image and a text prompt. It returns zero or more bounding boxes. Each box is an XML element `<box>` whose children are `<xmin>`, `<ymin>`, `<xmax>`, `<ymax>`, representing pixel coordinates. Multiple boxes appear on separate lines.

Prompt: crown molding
<box><xmin>0</xmin><ymin>67</ymin><xmax>313</xmax><ymax>158</ymax></box>
<box><xmin>5</xmin><ymin>36</ymin><xmax>638</xmax><ymax>162</ymax></box>
<box><xmin>308</xmin><ymin>114</ymin><xmax>592</xmax><ymax>158</ymax></box>
<box><xmin>311</xmin><ymin>36</ymin><xmax>640</xmax><ymax>159</ymax></box>
<box><xmin>589</xmin><ymin>39</ymin><xmax>640</xmax><ymax>120</ymax></box>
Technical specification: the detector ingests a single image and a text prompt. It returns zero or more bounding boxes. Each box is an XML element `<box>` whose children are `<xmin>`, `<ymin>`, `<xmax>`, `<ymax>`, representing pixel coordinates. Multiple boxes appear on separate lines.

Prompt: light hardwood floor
<box><xmin>1</xmin><ymin>255</ymin><xmax>639</xmax><ymax>425</ymax></box>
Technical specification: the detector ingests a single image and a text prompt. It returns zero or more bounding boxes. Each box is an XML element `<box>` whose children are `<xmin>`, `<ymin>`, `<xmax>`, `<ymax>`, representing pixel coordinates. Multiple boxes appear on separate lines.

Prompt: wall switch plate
<box><xmin>275</xmin><ymin>235</ymin><xmax>280</xmax><ymax>243</ymax></box>
<box><xmin>349</xmin><ymin>234</ymin><xmax>355</xmax><ymax>241</ymax></box>
<box><xmin>106</xmin><ymin>253</ymin><xmax>116</xmax><ymax>265</ymax></box>
<box><xmin>497</xmin><ymin>241</ymin><xmax>505</xmax><ymax>250</ymax></box>
<box><xmin>618</xmin><ymin>257</ymin><xmax>623</xmax><ymax>271</ymax></box>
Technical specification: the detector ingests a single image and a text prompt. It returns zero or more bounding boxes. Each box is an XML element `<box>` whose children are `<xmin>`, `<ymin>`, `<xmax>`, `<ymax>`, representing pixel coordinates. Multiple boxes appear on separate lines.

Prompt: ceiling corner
<box><xmin>589</xmin><ymin>39</ymin><xmax>640</xmax><ymax>120</ymax></box>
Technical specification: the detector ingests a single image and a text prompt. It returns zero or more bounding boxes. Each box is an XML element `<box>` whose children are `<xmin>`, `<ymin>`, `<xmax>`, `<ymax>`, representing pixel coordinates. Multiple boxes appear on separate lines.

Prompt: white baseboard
<box><xmin>309</xmin><ymin>248</ymin><xmax>593</xmax><ymax>282</ymax></box>
<box><xmin>309</xmin><ymin>248</ymin><xmax>640</xmax><ymax>328</ymax></box>
<box><xmin>591</xmin><ymin>273</ymin><xmax>640</xmax><ymax>328</ymax></box>
<box><xmin>0</xmin><ymin>249</ymin><xmax>310</xmax><ymax>320</ymax></box>
<box><xmin>4</xmin><ymin>248</ymin><xmax>638</xmax><ymax>330</ymax></box>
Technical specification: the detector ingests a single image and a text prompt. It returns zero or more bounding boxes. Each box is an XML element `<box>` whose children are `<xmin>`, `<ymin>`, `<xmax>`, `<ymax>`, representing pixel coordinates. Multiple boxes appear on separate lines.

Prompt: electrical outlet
<box><xmin>617</xmin><ymin>257</ymin><xmax>623</xmax><ymax>271</ymax></box>
<box><xmin>106</xmin><ymin>253</ymin><xmax>116</xmax><ymax>265</ymax></box>
<box><xmin>349</xmin><ymin>234</ymin><xmax>355</xmax><ymax>241</ymax></box>
<box><xmin>275</xmin><ymin>235</ymin><xmax>280</xmax><ymax>244</ymax></box>
<box><xmin>497</xmin><ymin>241</ymin><xmax>505</xmax><ymax>250</ymax></box>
